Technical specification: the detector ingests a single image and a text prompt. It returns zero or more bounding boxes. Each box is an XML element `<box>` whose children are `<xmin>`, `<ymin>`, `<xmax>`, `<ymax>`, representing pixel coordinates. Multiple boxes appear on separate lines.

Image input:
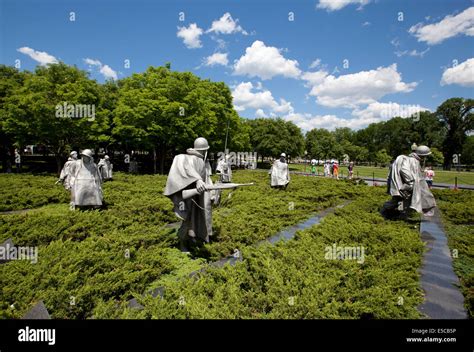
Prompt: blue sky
<box><xmin>1</xmin><ymin>0</ymin><xmax>473</xmax><ymax>131</ymax></box>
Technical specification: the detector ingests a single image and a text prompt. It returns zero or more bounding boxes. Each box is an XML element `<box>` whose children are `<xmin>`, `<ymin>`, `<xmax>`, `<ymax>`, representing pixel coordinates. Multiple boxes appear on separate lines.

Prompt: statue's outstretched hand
<box><xmin>196</xmin><ymin>180</ymin><xmax>207</xmax><ymax>194</ymax></box>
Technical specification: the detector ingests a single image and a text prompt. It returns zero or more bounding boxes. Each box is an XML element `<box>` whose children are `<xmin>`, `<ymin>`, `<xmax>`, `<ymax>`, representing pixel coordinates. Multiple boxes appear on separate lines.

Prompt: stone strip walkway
<box><xmin>418</xmin><ymin>208</ymin><xmax>467</xmax><ymax>319</ymax></box>
<box><xmin>289</xmin><ymin>171</ymin><xmax>474</xmax><ymax>190</ymax></box>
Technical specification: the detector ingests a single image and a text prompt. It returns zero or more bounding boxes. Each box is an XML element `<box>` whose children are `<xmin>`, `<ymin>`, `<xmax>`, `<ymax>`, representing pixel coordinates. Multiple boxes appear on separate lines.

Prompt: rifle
<box><xmin>182</xmin><ymin>182</ymin><xmax>255</xmax><ymax>200</ymax></box>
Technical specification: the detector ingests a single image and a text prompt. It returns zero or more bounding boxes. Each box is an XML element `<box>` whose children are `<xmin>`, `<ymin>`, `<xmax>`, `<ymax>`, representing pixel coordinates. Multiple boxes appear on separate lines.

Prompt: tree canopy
<box><xmin>0</xmin><ymin>63</ymin><xmax>472</xmax><ymax>173</ymax></box>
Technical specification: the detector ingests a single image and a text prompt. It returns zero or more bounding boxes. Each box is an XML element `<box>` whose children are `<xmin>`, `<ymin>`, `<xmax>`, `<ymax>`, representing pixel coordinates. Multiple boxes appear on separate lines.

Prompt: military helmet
<box><xmin>104</xmin><ymin>155</ymin><xmax>109</xmax><ymax>160</ymax></box>
<box><xmin>193</xmin><ymin>137</ymin><xmax>209</xmax><ymax>151</ymax></box>
<box><xmin>80</xmin><ymin>149</ymin><xmax>94</xmax><ymax>158</ymax></box>
<box><xmin>70</xmin><ymin>151</ymin><xmax>78</xmax><ymax>157</ymax></box>
<box><xmin>280</xmin><ymin>153</ymin><xmax>286</xmax><ymax>157</ymax></box>
<box><xmin>415</xmin><ymin>145</ymin><xmax>431</xmax><ymax>156</ymax></box>
<box><xmin>411</xmin><ymin>143</ymin><xmax>418</xmax><ymax>151</ymax></box>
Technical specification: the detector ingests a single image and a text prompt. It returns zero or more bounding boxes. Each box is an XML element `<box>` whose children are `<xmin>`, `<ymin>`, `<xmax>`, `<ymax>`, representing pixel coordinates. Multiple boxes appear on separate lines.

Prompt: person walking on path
<box><xmin>311</xmin><ymin>159</ymin><xmax>317</xmax><ymax>175</ymax></box>
<box><xmin>348</xmin><ymin>161</ymin><xmax>354</xmax><ymax>179</ymax></box>
<box><xmin>324</xmin><ymin>161</ymin><xmax>330</xmax><ymax>177</ymax></box>
<box><xmin>333</xmin><ymin>161</ymin><xmax>339</xmax><ymax>180</ymax></box>
<box><xmin>424</xmin><ymin>166</ymin><xmax>435</xmax><ymax>189</ymax></box>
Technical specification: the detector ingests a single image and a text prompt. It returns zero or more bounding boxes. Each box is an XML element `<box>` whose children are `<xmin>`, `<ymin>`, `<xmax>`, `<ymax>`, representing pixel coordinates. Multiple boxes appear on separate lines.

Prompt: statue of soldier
<box><xmin>57</xmin><ymin>151</ymin><xmax>78</xmax><ymax>190</ymax></box>
<box><xmin>381</xmin><ymin>145</ymin><xmax>436</xmax><ymax>219</ymax></box>
<box><xmin>68</xmin><ymin>149</ymin><xmax>103</xmax><ymax>210</ymax></box>
<box><xmin>98</xmin><ymin>155</ymin><xmax>113</xmax><ymax>181</ymax></box>
<box><xmin>164</xmin><ymin>137</ymin><xmax>216</xmax><ymax>251</ymax></box>
<box><xmin>269</xmin><ymin>153</ymin><xmax>290</xmax><ymax>189</ymax></box>
<box><xmin>216</xmin><ymin>154</ymin><xmax>232</xmax><ymax>183</ymax></box>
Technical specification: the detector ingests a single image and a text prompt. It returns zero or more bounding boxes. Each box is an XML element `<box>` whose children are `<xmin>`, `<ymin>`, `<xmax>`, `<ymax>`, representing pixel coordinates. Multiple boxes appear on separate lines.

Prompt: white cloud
<box><xmin>409</xmin><ymin>7</ymin><xmax>474</xmax><ymax>45</ymax></box>
<box><xmin>255</xmin><ymin>109</ymin><xmax>267</xmax><ymax>118</ymax></box>
<box><xmin>17</xmin><ymin>47</ymin><xmax>58</xmax><ymax>66</ymax></box>
<box><xmin>273</xmin><ymin>98</ymin><xmax>293</xmax><ymax>114</ymax></box>
<box><xmin>231</xmin><ymin>81</ymin><xmax>294</xmax><ymax>115</ymax></box>
<box><xmin>352</xmin><ymin>102</ymin><xmax>430</xmax><ymax>120</ymax></box>
<box><xmin>177</xmin><ymin>23</ymin><xmax>204</xmax><ymax>49</ymax></box>
<box><xmin>441</xmin><ymin>58</ymin><xmax>474</xmax><ymax>87</ymax></box>
<box><xmin>84</xmin><ymin>58</ymin><xmax>101</xmax><ymax>66</ymax></box>
<box><xmin>99</xmin><ymin>64</ymin><xmax>118</xmax><ymax>80</ymax></box>
<box><xmin>212</xmin><ymin>37</ymin><xmax>227</xmax><ymax>50</ymax></box>
<box><xmin>301</xmin><ymin>70</ymin><xmax>329</xmax><ymax>86</ymax></box>
<box><xmin>307</xmin><ymin>64</ymin><xmax>417</xmax><ymax>108</ymax></box>
<box><xmin>233</xmin><ymin>40</ymin><xmax>301</xmax><ymax>80</ymax></box>
<box><xmin>284</xmin><ymin>113</ymin><xmax>375</xmax><ymax>131</ymax></box>
<box><xmin>203</xmin><ymin>52</ymin><xmax>229</xmax><ymax>66</ymax></box>
<box><xmin>362</xmin><ymin>21</ymin><xmax>371</xmax><ymax>26</ymax></box>
<box><xmin>207</xmin><ymin>13</ymin><xmax>248</xmax><ymax>35</ymax></box>
<box><xmin>390</xmin><ymin>37</ymin><xmax>401</xmax><ymax>47</ymax></box>
<box><xmin>83</xmin><ymin>58</ymin><xmax>118</xmax><ymax>80</ymax></box>
<box><xmin>281</xmin><ymin>100</ymin><xmax>430</xmax><ymax>132</ymax></box>
<box><xmin>284</xmin><ymin>102</ymin><xmax>429</xmax><ymax>132</ymax></box>
<box><xmin>395</xmin><ymin>48</ymin><xmax>430</xmax><ymax>58</ymax></box>
<box><xmin>316</xmin><ymin>0</ymin><xmax>370</xmax><ymax>12</ymax></box>
<box><xmin>309</xmin><ymin>59</ymin><xmax>322</xmax><ymax>69</ymax></box>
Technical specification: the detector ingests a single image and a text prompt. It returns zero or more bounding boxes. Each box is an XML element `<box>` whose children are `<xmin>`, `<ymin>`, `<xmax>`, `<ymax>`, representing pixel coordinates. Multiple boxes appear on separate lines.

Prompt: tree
<box><xmin>0</xmin><ymin>65</ymin><xmax>28</xmax><ymax>172</ymax></box>
<box><xmin>2</xmin><ymin>63</ymin><xmax>101</xmax><ymax>174</ymax></box>
<box><xmin>461</xmin><ymin>135</ymin><xmax>474</xmax><ymax>166</ymax></box>
<box><xmin>113</xmin><ymin>66</ymin><xmax>248</xmax><ymax>173</ymax></box>
<box><xmin>247</xmin><ymin>118</ymin><xmax>304</xmax><ymax>160</ymax></box>
<box><xmin>375</xmin><ymin>149</ymin><xmax>391</xmax><ymax>166</ymax></box>
<box><xmin>353</xmin><ymin>123</ymin><xmax>381</xmax><ymax>162</ymax></box>
<box><xmin>427</xmin><ymin>147</ymin><xmax>444</xmax><ymax>166</ymax></box>
<box><xmin>436</xmin><ymin>98</ymin><xmax>474</xmax><ymax>169</ymax></box>
<box><xmin>342</xmin><ymin>141</ymin><xmax>368</xmax><ymax>162</ymax></box>
<box><xmin>333</xmin><ymin>127</ymin><xmax>354</xmax><ymax>144</ymax></box>
<box><xmin>410</xmin><ymin>111</ymin><xmax>445</xmax><ymax>151</ymax></box>
<box><xmin>306</xmin><ymin>128</ymin><xmax>343</xmax><ymax>160</ymax></box>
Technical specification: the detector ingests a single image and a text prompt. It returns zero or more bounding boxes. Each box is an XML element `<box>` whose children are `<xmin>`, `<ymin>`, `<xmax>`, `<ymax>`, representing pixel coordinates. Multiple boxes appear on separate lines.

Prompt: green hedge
<box><xmin>433</xmin><ymin>189</ymin><xmax>474</xmax><ymax>317</ymax></box>
<box><xmin>94</xmin><ymin>189</ymin><xmax>424</xmax><ymax>319</ymax></box>
<box><xmin>0</xmin><ymin>171</ymin><xmax>367</xmax><ymax>318</ymax></box>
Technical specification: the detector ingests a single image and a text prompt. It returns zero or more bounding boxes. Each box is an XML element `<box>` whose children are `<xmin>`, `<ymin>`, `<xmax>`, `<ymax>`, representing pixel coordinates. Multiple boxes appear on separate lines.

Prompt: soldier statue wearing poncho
<box><xmin>216</xmin><ymin>154</ymin><xmax>232</xmax><ymax>183</ymax></box>
<box><xmin>98</xmin><ymin>155</ymin><xmax>113</xmax><ymax>181</ymax></box>
<box><xmin>381</xmin><ymin>145</ymin><xmax>436</xmax><ymax>219</ymax></box>
<box><xmin>68</xmin><ymin>149</ymin><xmax>103</xmax><ymax>210</ymax></box>
<box><xmin>57</xmin><ymin>151</ymin><xmax>78</xmax><ymax>208</ymax></box>
<box><xmin>57</xmin><ymin>151</ymin><xmax>78</xmax><ymax>190</ymax></box>
<box><xmin>164</xmin><ymin>137</ymin><xmax>215</xmax><ymax>251</ymax></box>
<box><xmin>269</xmin><ymin>153</ymin><xmax>290</xmax><ymax>189</ymax></box>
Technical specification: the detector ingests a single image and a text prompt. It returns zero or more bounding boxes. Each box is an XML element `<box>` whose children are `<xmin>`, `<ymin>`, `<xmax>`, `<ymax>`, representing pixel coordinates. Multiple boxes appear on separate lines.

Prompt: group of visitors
<box><xmin>308</xmin><ymin>159</ymin><xmax>354</xmax><ymax>180</ymax></box>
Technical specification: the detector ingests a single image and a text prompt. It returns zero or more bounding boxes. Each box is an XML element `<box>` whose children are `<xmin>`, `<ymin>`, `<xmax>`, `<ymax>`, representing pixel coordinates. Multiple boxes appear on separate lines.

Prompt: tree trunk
<box><xmin>55</xmin><ymin>154</ymin><xmax>63</xmax><ymax>176</ymax></box>
<box><xmin>160</xmin><ymin>142</ymin><xmax>165</xmax><ymax>174</ymax></box>
<box><xmin>153</xmin><ymin>147</ymin><xmax>157</xmax><ymax>174</ymax></box>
